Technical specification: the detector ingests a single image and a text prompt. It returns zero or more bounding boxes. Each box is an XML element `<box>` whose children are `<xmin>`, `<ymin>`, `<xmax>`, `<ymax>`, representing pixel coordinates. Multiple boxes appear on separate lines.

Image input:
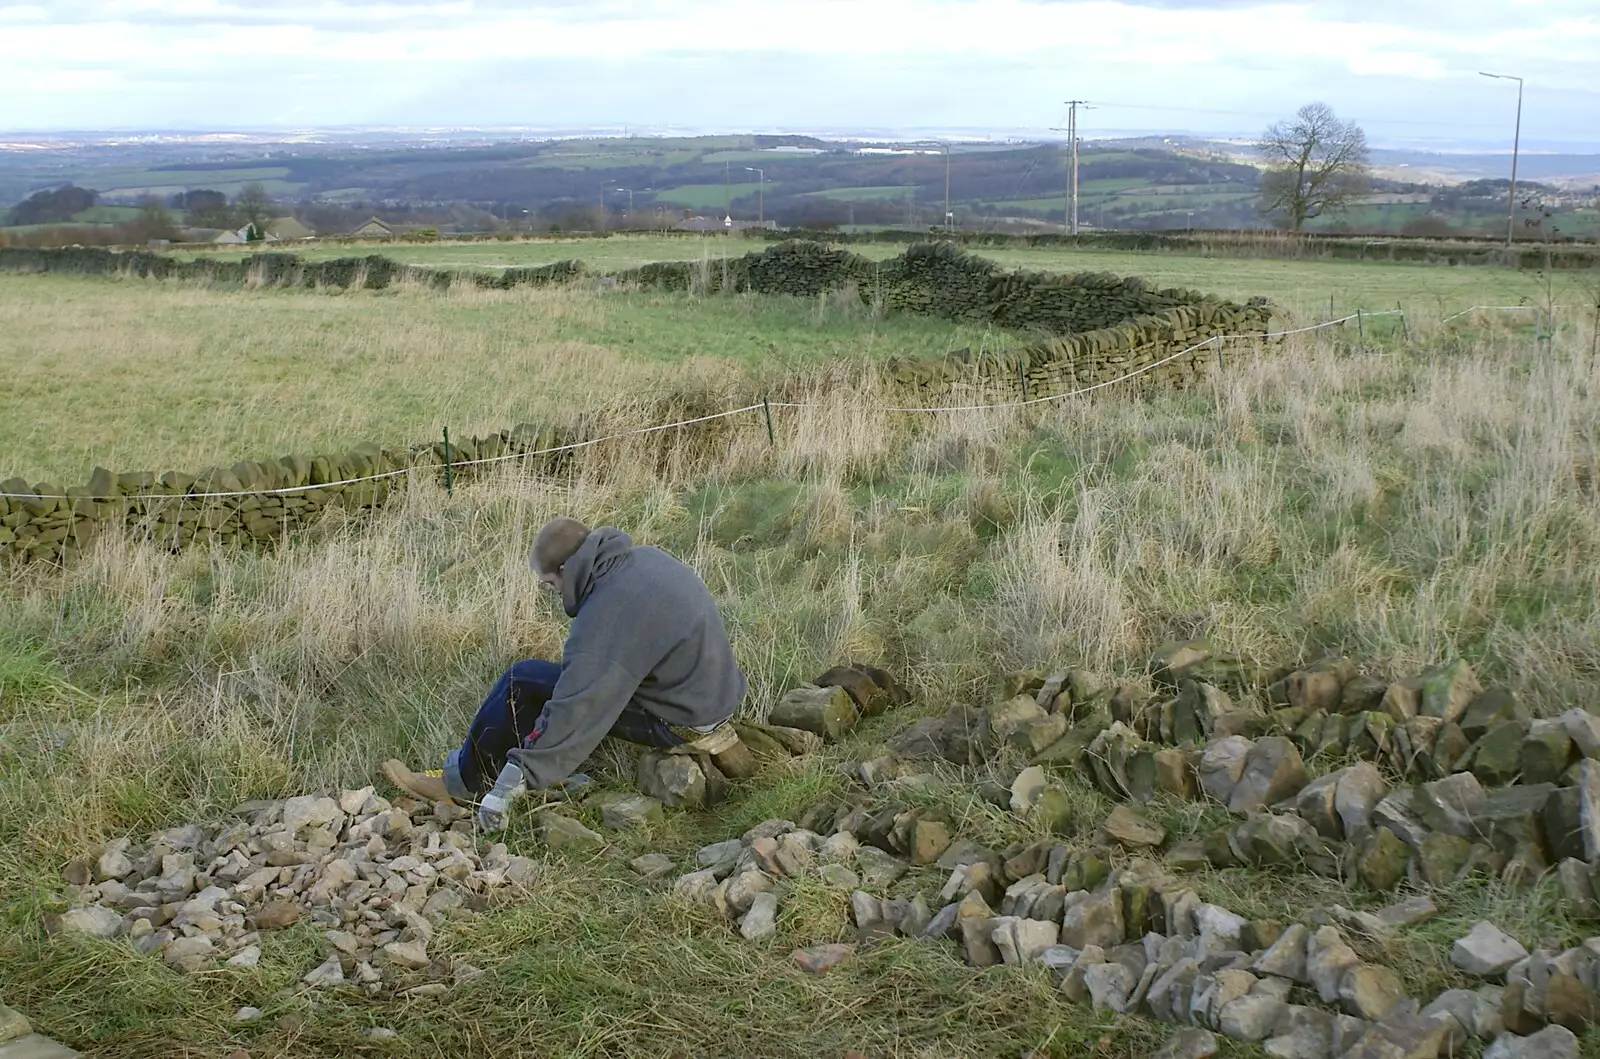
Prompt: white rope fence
<box><xmin>0</xmin><ymin>304</ymin><xmax>1537</xmax><ymax>503</ymax></box>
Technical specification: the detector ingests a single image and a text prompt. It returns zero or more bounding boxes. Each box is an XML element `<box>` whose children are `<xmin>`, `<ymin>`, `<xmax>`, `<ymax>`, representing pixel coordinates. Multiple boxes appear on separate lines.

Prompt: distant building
<box><xmin>265</xmin><ymin>216</ymin><xmax>315</xmax><ymax>241</ymax></box>
<box><xmin>350</xmin><ymin>217</ymin><xmax>395</xmax><ymax>239</ymax></box>
<box><xmin>675</xmin><ymin>216</ymin><xmax>778</xmax><ymax>233</ymax></box>
<box><xmin>213</xmin><ymin>224</ymin><xmax>278</xmax><ymax>245</ymax></box>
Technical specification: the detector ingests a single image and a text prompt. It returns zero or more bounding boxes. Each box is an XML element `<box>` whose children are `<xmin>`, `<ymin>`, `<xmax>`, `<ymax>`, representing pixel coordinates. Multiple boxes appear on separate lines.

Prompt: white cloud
<box><xmin>0</xmin><ymin>0</ymin><xmax>1593</xmax><ymax>144</ymax></box>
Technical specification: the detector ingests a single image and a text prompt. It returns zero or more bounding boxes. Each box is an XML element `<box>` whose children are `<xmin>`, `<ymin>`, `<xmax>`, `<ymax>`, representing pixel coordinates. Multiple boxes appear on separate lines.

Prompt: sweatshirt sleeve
<box><xmin>506</xmin><ymin>650</ymin><xmax>641</xmax><ymax>790</ymax></box>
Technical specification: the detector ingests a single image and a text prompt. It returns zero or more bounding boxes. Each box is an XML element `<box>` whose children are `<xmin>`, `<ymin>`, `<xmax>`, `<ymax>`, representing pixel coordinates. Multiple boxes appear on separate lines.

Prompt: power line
<box><xmin>1083</xmin><ymin>100</ymin><xmax>1504</xmax><ymax>131</ymax></box>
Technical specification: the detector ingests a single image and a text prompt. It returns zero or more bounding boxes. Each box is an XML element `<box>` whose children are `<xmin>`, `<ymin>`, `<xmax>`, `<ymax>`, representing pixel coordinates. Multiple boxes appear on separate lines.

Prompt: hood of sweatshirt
<box><xmin>560</xmin><ymin>527</ymin><xmax>633</xmax><ymax>618</ymax></box>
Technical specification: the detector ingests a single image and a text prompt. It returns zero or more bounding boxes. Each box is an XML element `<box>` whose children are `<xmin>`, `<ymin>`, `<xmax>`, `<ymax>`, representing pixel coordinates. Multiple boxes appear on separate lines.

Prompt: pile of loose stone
<box><xmin>51</xmin><ymin>787</ymin><xmax>533</xmax><ymax>994</ymax></box>
<box><xmin>44</xmin><ymin>660</ymin><xmax>908</xmax><ymax>996</ymax></box>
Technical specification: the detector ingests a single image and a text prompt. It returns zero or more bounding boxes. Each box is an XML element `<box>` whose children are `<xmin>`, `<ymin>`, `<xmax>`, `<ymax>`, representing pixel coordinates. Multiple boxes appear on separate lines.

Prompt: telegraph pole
<box><xmin>1053</xmin><ymin>100</ymin><xmax>1090</xmax><ymax>235</ymax></box>
<box><xmin>944</xmin><ymin>142</ymin><xmax>952</xmax><ymax>232</ymax></box>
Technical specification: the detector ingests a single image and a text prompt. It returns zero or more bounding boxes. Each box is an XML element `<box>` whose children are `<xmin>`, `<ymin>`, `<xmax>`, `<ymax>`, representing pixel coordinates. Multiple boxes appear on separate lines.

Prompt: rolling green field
<box><xmin>0</xmin><ymin>274</ymin><xmax>1001</xmax><ymax>482</ymax></box>
<box><xmin>170</xmin><ymin>235</ymin><xmax>1582</xmax><ymax>318</ymax></box>
<box><xmin>804</xmin><ymin>185</ymin><xmax>918</xmax><ymax>202</ymax></box>
<box><xmin>650</xmin><ymin>182</ymin><xmax>766</xmax><ymax>209</ymax></box>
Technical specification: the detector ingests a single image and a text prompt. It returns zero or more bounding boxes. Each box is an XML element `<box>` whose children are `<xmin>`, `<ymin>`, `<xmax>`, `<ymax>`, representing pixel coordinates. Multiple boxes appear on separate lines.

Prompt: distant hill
<box><xmin>2</xmin><ymin>133</ymin><xmax>1596</xmax><ymax>239</ymax></box>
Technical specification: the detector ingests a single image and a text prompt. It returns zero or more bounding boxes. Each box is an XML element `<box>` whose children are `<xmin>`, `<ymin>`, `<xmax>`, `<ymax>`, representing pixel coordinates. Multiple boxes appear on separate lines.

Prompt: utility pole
<box><xmin>1053</xmin><ymin>100</ymin><xmax>1090</xmax><ymax>235</ymax></box>
<box><xmin>724</xmin><ymin>162</ymin><xmax>730</xmax><ymax>220</ymax></box>
<box><xmin>944</xmin><ymin>142</ymin><xmax>952</xmax><ymax>233</ymax></box>
<box><xmin>1480</xmin><ymin>71</ymin><xmax>1524</xmax><ymax>248</ymax></box>
<box><xmin>744</xmin><ymin>167</ymin><xmax>765</xmax><ymax>224</ymax></box>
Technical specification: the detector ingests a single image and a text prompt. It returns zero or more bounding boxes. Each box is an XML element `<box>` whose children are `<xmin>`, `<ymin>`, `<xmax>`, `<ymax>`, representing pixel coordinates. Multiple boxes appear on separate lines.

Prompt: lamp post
<box><xmin>1480</xmin><ymin>71</ymin><xmax>1524</xmax><ymax>247</ymax></box>
<box><xmin>744</xmin><ymin>167</ymin><xmax>765</xmax><ymax>224</ymax></box>
<box><xmin>613</xmin><ymin>188</ymin><xmax>652</xmax><ymax>227</ymax></box>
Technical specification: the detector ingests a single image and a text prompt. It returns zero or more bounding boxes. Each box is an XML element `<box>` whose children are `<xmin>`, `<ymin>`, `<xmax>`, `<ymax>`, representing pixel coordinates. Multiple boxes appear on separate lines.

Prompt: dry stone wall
<box><xmin>0</xmin><ymin>241</ymin><xmax>1271</xmax><ymax>565</ymax></box>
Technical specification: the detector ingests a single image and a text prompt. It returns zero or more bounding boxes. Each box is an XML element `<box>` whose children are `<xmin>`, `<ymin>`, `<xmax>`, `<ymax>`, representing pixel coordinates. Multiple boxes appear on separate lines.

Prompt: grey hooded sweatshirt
<box><xmin>507</xmin><ymin>527</ymin><xmax>747</xmax><ymax>789</ymax></box>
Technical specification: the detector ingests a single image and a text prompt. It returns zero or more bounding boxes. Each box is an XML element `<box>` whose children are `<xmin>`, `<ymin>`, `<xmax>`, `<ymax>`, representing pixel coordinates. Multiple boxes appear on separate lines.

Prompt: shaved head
<box><xmin>530</xmin><ymin>516</ymin><xmax>590</xmax><ymax>576</ymax></box>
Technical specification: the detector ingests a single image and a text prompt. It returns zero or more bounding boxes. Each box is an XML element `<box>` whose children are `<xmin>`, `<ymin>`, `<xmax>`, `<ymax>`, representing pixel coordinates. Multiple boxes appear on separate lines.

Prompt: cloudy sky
<box><xmin>1</xmin><ymin>0</ymin><xmax>1595</xmax><ymax>148</ymax></box>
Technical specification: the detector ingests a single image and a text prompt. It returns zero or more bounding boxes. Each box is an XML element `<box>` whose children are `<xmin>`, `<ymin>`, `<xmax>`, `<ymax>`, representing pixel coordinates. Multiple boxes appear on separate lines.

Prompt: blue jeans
<box><xmin>442</xmin><ymin>659</ymin><xmax>684</xmax><ymax>800</ymax></box>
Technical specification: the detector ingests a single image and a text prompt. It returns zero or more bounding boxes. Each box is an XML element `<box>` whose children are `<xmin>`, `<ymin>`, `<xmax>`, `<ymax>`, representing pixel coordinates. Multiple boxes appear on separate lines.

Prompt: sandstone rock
<box><xmin>282</xmin><ymin>795</ymin><xmax>344</xmax><ymax>837</ymax></box>
<box><xmin>1218</xmin><ymin>995</ymin><xmax>1287</xmax><ymax>1041</ymax></box>
<box><xmin>1151</xmin><ymin>640</ymin><xmax>1211</xmax><ymax>687</ymax></box>
<box><xmin>232</xmin><ymin>1006</ymin><xmax>262</xmax><ymax>1023</ymax></box>
<box><xmin>227</xmin><ymin>945</ymin><xmax>261</xmax><ymax>968</ymax></box>
<box><xmin>1452</xmin><ymin>922</ymin><xmax>1528</xmax><ymax>976</ymax></box>
<box><xmin>1229</xmin><ymin>737</ymin><xmax>1308</xmax><ymax>814</ymax></box>
<box><xmin>1152</xmin><ymin>1027</ymin><xmax>1218</xmax><ymax>1059</ymax></box>
<box><xmin>960</xmin><ymin>916</ymin><xmax>1003</xmax><ymax>967</ymax></box>
<box><xmin>1417</xmin><ymin>659</ymin><xmax>1480</xmax><ymax>723</ymax></box>
<box><xmin>1522</xmin><ymin>724</ymin><xmax>1577</xmax><ymax>786</ymax></box>
<box><xmin>1556</xmin><ymin>858</ymin><xmax>1597</xmax><ymax>910</ymax></box>
<box><xmin>1287</xmin><ymin>660</ymin><xmax>1354</xmax><ymax>713</ymax></box>
<box><xmin>1420</xmin><ymin>989</ymin><xmax>1479</xmax><ymax>1040</ymax></box>
<box><xmin>1580</xmin><ymin>759</ymin><xmax>1600</xmax><ymax>861</ymax></box>
<box><xmin>382</xmin><ymin>939</ymin><xmax>430</xmax><ymax>970</ymax></box>
<box><xmin>1339</xmin><ymin>964</ymin><xmax>1407</xmax><ymax>1020</ymax></box>
<box><xmin>1060</xmin><ymin>888</ymin><xmax>1125</xmax><ymax>950</ymax></box>
<box><xmin>636</xmin><ymin>752</ymin><xmax>710</xmax><ymax>808</ymax></box>
<box><xmin>55</xmin><ymin>905</ymin><xmax>122</xmax><ymax>938</ymax></box>
<box><xmin>1373</xmin><ymin>896</ymin><xmax>1438</xmax><ymax>930</ymax></box>
<box><xmin>1357</xmin><ymin>827</ymin><xmax>1411</xmax><ymax>892</ymax></box>
<box><xmin>95</xmin><ymin>839</ymin><xmax>134</xmax><ymax>882</ymax></box>
<box><xmin>1373</xmin><ymin>788</ymin><xmax>1429</xmax><ymax>850</ymax></box>
<box><xmin>303</xmin><ymin>954</ymin><xmax>345</xmax><ymax>987</ymax></box>
<box><xmin>363</xmin><ymin>1028</ymin><xmax>399</xmax><ymax>1041</ymax></box>
<box><xmin>1416</xmin><ymin>832</ymin><xmax>1472</xmax><ymax>887</ymax></box>
<box><xmin>769</xmin><ymin>685</ymin><xmax>859</xmax><ymax>742</ymax></box>
<box><xmin>163</xmin><ymin>934</ymin><xmax>215</xmax><ymax>973</ymax></box>
<box><xmin>793</xmin><ymin>943</ymin><xmax>854</xmax><ymax>974</ymax></box>
<box><xmin>1416</xmin><ymin>771</ymin><xmax>1487</xmax><ymax>838</ymax></box>
<box><xmin>1083</xmin><ymin>960</ymin><xmax>1138</xmax><ymax>1012</ymax></box>
<box><xmin>1560</xmin><ymin>709</ymin><xmax>1600</xmax><ymax>759</ymax></box>
<box><xmin>0</xmin><ymin>1003</ymin><xmax>31</xmax><ymax>1043</ymax></box>
<box><xmin>1264</xmin><ymin>1009</ymin><xmax>1335</xmax><ymax>1059</ymax></box>
<box><xmin>819</xmin><ymin>864</ymin><xmax>860</xmax><ymax>889</ymax></box>
<box><xmin>1029</xmin><ymin>788</ymin><xmax>1074</xmax><ymax>835</ymax></box>
<box><xmin>1461</xmin><ymin>688</ymin><xmax>1528</xmax><ymax>740</ymax></box>
<box><xmin>1334</xmin><ymin>763</ymin><xmax>1390</xmax><ymax>841</ymax></box>
<box><xmin>1102</xmin><ymin>805</ymin><xmax>1166</xmax><ymax>849</ymax></box>
<box><xmin>629</xmin><ymin>853</ymin><xmax>676</xmax><ymax>879</ymax></box>
<box><xmin>1307</xmin><ymin>927</ymin><xmax>1361</xmax><ymax>1003</ymax></box>
<box><xmin>1194</xmin><ymin>903</ymin><xmax>1245</xmax><ymax>954</ymax></box>
<box><xmin>252</xmin><ymin>901</ymin><xmax>301</xmax><ymax>930</ymax></box>
<box><xmin>601</xmin><ymin>794</ymin><xmax>664</xmax><ymax>830</ymax></box>
<box><xmin>1482</xmin><ymin>1024</ymin><xmax>1580</xmax><ymax>1059</ymax></box>
<box><xmin>855</xmin><ymin>847</ymin><xmax>909</xmax><ymax>889</ymax></box>
<box><xmin>1295</xmin><ymin>773</ymin><xmax>1343</xmax><ymax>840</ymax></box>
<box><xmin>540</xmin><ymin>814</ymin><xmax>605</xmax><ymax>851</ymax></box>
<box><xmin>1198</xmin><ymin>736</ymin><xmax>1254</xmax><ymax>804</ymax></box>
<box><xmin>1340</xmin><ymin>1012</ymin><xmax>1454</xmax><ymax>1059</ymax></box>
<box><xmin>1253</xmin><ymin>924</ymin><xmax>1310</xmax><ymax>981</ymax></box>
<box><xmin>1472</xmin><ymin>722</ymin><xmax>1528</xmax><ymax>787</ymax></box>
<box><xmin>907</xmin><ymin>816</ymin><xmax>952</xmax><ymax>866</ymax></box>
<box><xmin>1010</xmin><ymin>766</ymin><xmax>1047</xmax><ymax>815</ymax></box>
<box><xmin>1541</xmin><ymin>970</ymin><xmax>1600</xmax><ymax>1031</ymax></box>
<box><xmin>697</xmin><ymin>838</ymin><xmax>744</xmax><ymax>872</ymax></box>
<box><xmin>718</xmin><ymin>870</ymin><xmax>775</xmax><ymax>917</ymax></box>
<box><xmin>991</xmin><ymin>916</ymin><xmax>1060</xmax><ymax>966</ymax></box>
<box><xmin>739</xmin><ymin>891</ymin><xmax>778</xmax><ymax>941</ymax></box>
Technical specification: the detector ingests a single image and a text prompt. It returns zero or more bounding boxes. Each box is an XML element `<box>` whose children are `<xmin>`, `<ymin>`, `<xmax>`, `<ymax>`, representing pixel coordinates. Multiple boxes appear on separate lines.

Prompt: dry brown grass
<box><xmin>3</xmin><ymin>286</ymin><xmax>1600</xmax><ymax>1056</ymax></box>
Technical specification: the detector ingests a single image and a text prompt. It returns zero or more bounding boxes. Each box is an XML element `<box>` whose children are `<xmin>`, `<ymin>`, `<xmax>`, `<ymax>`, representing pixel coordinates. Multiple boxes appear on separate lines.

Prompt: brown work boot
<box><xmin>381</xmin><ymin>759</ymin><xmax>456</xmax><ymax>804</ymax></box>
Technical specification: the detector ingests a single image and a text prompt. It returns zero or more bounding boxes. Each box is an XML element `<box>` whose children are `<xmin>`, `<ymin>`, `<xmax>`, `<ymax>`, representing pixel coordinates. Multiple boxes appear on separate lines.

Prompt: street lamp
<box><xmin>743</xmin><ymin>167</ymin><xmax>765</xmax><ymax>224</ymax></box>
<box><xmin>1480</xmin><ymin>71</ymin><xmax>1524</xmax><ymax>247</ymax></box>
<box><xmin>612</xmin><ymin>188</ymin><xmax>652</xmax><ymax>225</ymax></box>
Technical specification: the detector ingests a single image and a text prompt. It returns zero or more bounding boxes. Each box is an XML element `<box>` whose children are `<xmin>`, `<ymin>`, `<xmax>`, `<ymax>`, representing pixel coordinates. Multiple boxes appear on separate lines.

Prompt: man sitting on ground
<box><xmin>383</xmin><ymin>516</ymin><xmax>755</xmax><ymax>827</ymax></box>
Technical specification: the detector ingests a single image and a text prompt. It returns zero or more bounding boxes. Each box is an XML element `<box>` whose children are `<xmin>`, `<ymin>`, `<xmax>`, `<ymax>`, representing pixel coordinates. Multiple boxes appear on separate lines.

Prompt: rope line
<box><xmin>1439</xmin><ymin>305</ymin><xmax>1535</xmax><ymax>324</ymax></box>
<box><xmin>0</xmin><ymin>303</ymin><xmax>1492</xmax><ymax>503</ymax></box>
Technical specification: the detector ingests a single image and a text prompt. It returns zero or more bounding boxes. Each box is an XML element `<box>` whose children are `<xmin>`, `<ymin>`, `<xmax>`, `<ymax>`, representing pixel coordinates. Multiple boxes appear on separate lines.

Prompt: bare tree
<box><xmin>233</xmin><ymin>183</ymin><xmax>274</xmax><ymax>235</ymax></box>
<box><xmin>1257</xmin><ymin>103</ymin><xmax>1370</xmax><ymax>232</ymax></box>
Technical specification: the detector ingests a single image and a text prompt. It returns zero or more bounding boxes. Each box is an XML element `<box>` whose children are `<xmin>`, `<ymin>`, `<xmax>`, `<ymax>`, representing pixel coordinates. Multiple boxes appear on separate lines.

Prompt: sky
<box><xmin>1</xmin><ymin>0</ymin><xmax>1596</xmax><ymax>150</ymax></box>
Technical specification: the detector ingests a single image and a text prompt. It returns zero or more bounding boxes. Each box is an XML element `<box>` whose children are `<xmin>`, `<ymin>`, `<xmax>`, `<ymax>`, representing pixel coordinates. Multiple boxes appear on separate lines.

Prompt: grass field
<box><xmin>650</xmin><ymin>183</ymin><xmax>766</xmax><ymax>209</ymax></box>
<box><xmin>171</xmin><ymin>235</ymin><xmax>1589</xmax><ymax>317</ymax></box>
<box><xmin>2</xmin><ymin>287</ymin><xmax>1599</xmax><ymax>1055</ymax></box>
<box><xmin>804</xmin><ymin>186</ymin><xmax>918</xmax><ymax>202</ymax></box>
<box><xmin>0</xmin><ymin>275</ymin><xmax>1008</xmax><ymax>482</ymax></box>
